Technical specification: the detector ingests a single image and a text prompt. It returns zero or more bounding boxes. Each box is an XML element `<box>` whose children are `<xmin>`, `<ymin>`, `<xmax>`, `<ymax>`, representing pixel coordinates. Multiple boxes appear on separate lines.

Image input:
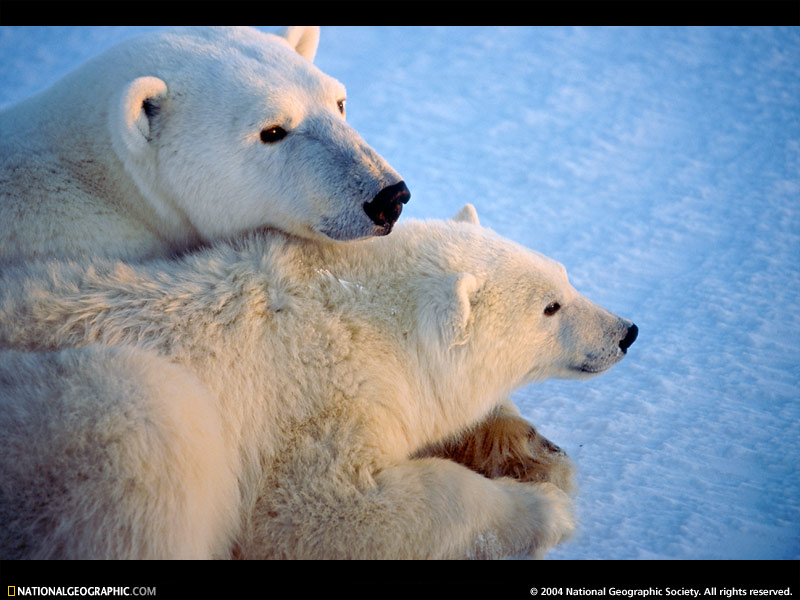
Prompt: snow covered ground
<box><xmin>1</xmin><ymin>26</ymin><xmax>798</xmax><ymax>560</ymax></box>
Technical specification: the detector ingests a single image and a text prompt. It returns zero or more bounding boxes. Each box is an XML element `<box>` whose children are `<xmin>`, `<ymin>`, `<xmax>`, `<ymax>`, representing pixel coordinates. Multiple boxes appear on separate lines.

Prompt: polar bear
<box><xmin>0</xmin><ymin>26</ymin><xmax>409</xmax><ymax>265</ymax></box>
<box><xmin>0</xmin><ymin>206</ymin><xmax>637</xmax><ymax>559</ymax></box>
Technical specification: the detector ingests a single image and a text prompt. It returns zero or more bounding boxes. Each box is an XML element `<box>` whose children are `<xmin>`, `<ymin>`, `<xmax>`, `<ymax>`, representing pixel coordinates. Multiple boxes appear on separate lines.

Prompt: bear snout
<box><xmin>619</xmin><ymin>323</ymin><xmax>638</xmax><ymax>354</ymax></box>
<box><xmin>363</xmin><ymin>181</ymin><xmax>411</xmax><ymax>233</ymax></box>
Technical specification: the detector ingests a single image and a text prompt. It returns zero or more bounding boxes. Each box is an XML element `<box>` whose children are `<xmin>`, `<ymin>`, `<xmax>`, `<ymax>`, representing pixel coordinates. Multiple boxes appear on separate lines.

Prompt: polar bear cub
<box><xmin>0</xmin><ymin>26</ymin><xmax>409</xmax><ymax>265</ymax></box>
<box><xmin>0</xmin><ymin>206</ymin><xmax>637</xmax><ymax>559</ymax></box>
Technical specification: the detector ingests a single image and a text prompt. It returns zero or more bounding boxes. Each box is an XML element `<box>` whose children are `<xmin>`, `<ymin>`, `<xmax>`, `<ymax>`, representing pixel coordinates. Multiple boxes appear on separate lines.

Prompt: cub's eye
<box><xmin>260</xmin><ymin>126</ymin><xmax>288</xmax><ymax>143</ymax></box>
<box><xmin>544</xmin><ymin>301</ymin><xmax>561</xmax><ymax>316</ymax></box>
<box><xmin>337</xmin><ymin>99</ymin><xmax>346</xmax><ymax>115</ymax></box>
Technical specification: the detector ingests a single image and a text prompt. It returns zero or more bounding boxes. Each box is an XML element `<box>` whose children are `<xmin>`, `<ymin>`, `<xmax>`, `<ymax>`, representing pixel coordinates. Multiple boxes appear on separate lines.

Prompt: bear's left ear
<box><xmin>452</xmin><ymin>204</ymin><xmax>480</xmax><ymax>225</ymax></box>
<box><xmin>110</xmin><ymin>76</ymin><xmax>168</xmax><ymax>159</ymax></box>
<box><xmin>280</xmin><ymin>26</ymin><xmax>320</xmax><ymax>62</ymax></box>
<box><xmin>419</xmin><ymin>272</ymin><xmax>480</xmax><ymax>351</ymax></box>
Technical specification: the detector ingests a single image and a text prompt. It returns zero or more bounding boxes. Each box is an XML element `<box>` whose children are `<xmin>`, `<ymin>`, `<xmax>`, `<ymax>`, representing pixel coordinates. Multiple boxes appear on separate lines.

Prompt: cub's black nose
<box><xmin>363</xmin><ymin>181</ymin><xmax>410</xmax><ymax>231</ymax></box>
<box><xmin>619</xmin><ymin>323</ymin><xmax>638</xmax><ymax>353</ymax></box>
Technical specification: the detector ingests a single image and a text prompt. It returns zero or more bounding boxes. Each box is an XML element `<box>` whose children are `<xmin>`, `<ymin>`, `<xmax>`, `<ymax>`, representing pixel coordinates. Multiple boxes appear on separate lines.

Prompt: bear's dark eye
<box><xmin>544</xmin><ymin>301</ymin><xmax>561</xmax><ymax>316</ymax></box>
<box><xmin>337</xmin><ymin>99</ymin><xmax>346</xmax><ymax>115</ymax></box>
<box><xmin>260</xmin><ymin>126</ymin><xmax>288</xmax><ymax>143</ymax></box>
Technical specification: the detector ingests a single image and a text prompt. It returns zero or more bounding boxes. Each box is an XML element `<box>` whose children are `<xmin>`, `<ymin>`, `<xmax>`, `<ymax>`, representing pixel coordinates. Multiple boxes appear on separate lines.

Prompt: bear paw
<box><xmin>521</xmin><ymin>481</ymin><xmax>576</xmax><ymax>559</ymax></box>
<box><xmin>419</xmin><ymin>404</ymin><xmax>576</xmax><ymax>493</ymax></box>
<box><xmin>470</xmin><ymin>480</ymin><xmax>575</xmax><ymax>560</ymax></box>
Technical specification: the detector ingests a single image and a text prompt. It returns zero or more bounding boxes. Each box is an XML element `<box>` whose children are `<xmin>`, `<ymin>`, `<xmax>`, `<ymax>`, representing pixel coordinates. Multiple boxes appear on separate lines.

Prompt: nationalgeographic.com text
<box><xmin>11</xmin><ymin>587</ymin><xmax>156</xmax><ymax>597</ymax></box>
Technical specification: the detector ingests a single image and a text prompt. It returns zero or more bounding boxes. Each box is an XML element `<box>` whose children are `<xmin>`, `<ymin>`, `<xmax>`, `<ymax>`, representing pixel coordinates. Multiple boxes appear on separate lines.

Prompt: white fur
<box><xmin>0</xmin><ymin>207</ymin><xmax>634</xmax><ymax>559</ymax></box>
<box><xmin>0</xmin><ymin>26</ymin><xmax>403</xmax><ymax>265</ymax></box>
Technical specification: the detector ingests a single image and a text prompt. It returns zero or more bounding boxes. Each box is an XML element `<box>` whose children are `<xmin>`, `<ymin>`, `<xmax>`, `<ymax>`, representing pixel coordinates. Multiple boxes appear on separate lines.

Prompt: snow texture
<box><xmin>1</xmin><ymin>26</ymin><xmax>798</xmax><ymax>560</ymax></box>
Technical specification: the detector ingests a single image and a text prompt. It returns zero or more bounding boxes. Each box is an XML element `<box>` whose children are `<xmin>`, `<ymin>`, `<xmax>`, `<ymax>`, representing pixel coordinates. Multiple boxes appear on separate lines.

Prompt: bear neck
<box><xmin>0</xmin><ymin>42</ymin><xmax>201</xmax><ymax>263</ymax></box>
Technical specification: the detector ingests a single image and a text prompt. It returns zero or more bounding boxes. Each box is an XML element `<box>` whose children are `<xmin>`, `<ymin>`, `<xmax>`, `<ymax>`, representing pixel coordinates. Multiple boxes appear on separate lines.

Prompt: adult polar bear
<box><xmin>0</xmin><ymin>207</ymin><xmax>637</xmax><ymax>559</ymax></box>
<box><xmin>0</xmin><ymin>26</ymin><xmax>409</xmax><ymax>264</ymax></box>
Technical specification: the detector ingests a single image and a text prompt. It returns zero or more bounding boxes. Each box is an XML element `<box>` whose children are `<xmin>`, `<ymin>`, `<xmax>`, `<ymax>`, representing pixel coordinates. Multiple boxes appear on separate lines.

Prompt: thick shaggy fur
<box><xmin>0</xmin><ymin>346</ymin><xmax>239</xmax><ymax>559</ymax></box>
<box><xmin>0</xmin><ymin>209</ymin><xmax>635</xmax><ymax>559</ymax></box>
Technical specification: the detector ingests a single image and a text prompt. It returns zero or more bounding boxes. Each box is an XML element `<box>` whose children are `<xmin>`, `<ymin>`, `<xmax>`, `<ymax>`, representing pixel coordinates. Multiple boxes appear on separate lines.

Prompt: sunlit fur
<box><xmin>0</xmin><ymin>208</ymin><xmax>633</xmax><ymax>559</ymax></box>
<box><xmin>417</xmin><ymin>398</ymin><xmax>576</xmax><ymax>493</ymax></box>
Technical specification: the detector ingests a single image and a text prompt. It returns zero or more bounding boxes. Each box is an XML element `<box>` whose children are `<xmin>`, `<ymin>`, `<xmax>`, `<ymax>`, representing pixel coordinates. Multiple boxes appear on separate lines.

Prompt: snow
<box><xmin>1</xmin><ymin>26</ymin><xmax>798</xmax><ymax>560</ymax></box>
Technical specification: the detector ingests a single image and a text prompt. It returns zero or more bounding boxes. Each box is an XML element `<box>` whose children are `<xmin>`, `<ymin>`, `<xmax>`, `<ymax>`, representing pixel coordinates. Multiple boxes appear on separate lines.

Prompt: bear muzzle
<box><xmin>363</xmin><ymin>181</ymin><xmax>411</xmax><ymax>235</ymax></box>
<box><xmin>575</xmin><ymin>322</ymin><xmax>638</xmax><ymax>375</ymax></box>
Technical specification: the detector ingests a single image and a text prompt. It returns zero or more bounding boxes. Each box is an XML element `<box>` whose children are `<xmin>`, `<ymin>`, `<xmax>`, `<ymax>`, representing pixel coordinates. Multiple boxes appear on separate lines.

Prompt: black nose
<box><xmin>363</xmin><ymin>181</ymin><xmax>410</xmax><ymax>230</ymax></box>
<box><xmin>619</xmin><ymin>323</ymin><xmax>638</xmax><ymax>353</ymax></box>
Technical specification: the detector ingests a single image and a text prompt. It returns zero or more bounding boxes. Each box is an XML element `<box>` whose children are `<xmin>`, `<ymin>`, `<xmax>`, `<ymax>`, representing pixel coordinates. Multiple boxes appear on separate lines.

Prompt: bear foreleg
<box><xmin>247</xmin><ymin>456</ymin><xmax>573</xmax><ymax>559</ymax></box>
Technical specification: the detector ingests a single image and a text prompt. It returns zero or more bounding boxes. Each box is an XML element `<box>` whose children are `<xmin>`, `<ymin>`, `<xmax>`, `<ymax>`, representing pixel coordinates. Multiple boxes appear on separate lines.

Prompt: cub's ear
<box><xmin>280</xmin><ymin>26</ymin><xmax>320</xmax><ymax>62</ymax></box>
<box><xmin>419</xmin><ymin>272</ymin><xmax>481</xmax><ymax>351</ymax></box>
<box><xmin>110</xmin><ymin>76</ymin><xmax>168</xmax><ymax>158</ymax></box>
<box><xmin>452</xmin><ymin>204</ymin><xmax>480</xmax><ymax>225</ymax></box>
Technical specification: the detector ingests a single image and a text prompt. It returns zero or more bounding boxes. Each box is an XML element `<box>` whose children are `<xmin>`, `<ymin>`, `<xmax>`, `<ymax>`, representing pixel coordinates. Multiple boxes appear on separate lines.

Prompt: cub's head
<box><xmin>412</xmin><ymin>205</ymin><xmax>637</xmax><ymax>394</ymax></box>
<box><xmin>110</xmin><ymin>26</ymin><xmax>408</xmax><ymax>244</ymax></box>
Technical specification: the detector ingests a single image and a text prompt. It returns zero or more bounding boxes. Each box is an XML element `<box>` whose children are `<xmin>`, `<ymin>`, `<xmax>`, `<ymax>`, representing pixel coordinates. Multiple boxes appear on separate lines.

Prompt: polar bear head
<box><xmin>406</xmin><ymin>205</ymin><xmax>637</xmax><ymax>397</ymax></box>
<box><xmin>110</xmin><ymin>26</ymin><xmax>409</xmax><ymax>243</ymax></box>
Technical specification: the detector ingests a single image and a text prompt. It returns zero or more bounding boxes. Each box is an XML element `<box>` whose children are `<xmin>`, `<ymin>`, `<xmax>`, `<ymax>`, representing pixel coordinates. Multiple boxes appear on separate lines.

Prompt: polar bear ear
<box><xmin>420</xmin><ymin>272</ymin><xmax>480</xmax><ymax>351</ymax></box>
<box><xmin>280</xmin><ymin>26</ymin><xmax>320</xmax><ymax>62</ymax></box>
<box><xmin>110</xmin><ymin>76</ymin><xmax>168</xmax><ymax>158</ymax></box>
<box><xmin>452</xmin><ymin>204</ymin><xmax>480</xmax><ymax>225</ymax></box>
